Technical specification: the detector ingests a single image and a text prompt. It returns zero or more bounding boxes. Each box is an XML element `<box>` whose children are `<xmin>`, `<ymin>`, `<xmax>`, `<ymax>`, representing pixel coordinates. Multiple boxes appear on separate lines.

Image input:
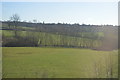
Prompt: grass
<box><xmin>2</xmin><ymin>47</ymin><xmax>118</xmax><ymax>78</ymax></box>
<box><xmin>2</xmin><ymin>30</ymin><xmax>15</xmax><ymax>37</ymax></box>
<box><xmin>2</xmin><ymin>30</ymin><xmax>102</xmax><ymax>48</ymax></box>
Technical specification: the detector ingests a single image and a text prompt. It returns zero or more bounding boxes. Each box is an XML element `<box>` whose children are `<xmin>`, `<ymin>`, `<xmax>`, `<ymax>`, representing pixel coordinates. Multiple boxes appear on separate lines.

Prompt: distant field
<box><xmin>2</xmin><ymin>47</ymin><xmax>118</xmax><ymax>78</ymax></box>
<box><xmin>2</xmin><ymin>30</ymin><xmax>102</xmax><ymax>48</ymax></box>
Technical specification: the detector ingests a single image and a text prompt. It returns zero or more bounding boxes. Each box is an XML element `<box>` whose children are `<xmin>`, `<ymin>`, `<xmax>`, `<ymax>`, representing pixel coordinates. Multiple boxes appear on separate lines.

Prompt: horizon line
<box><xmin>1</xmin><ymin>20</ymin><xmax>118</xmax><ymax>26</ymax></box>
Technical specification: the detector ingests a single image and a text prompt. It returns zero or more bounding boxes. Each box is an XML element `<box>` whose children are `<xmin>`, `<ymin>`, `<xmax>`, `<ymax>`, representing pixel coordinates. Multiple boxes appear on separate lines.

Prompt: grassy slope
<box><xmin>2</xmin><ymin>30</ymin><xmax>103</xmax><ymax>48</ymax></box>
<box><xmin>2</xmin><ymin>47</ymin><xmax>118</xmax><ymax>78</ymax></box>
<box><xmin>2</xmin><ymin>30</ymin><xmax>104</xmax><ymax>38</ymax></box>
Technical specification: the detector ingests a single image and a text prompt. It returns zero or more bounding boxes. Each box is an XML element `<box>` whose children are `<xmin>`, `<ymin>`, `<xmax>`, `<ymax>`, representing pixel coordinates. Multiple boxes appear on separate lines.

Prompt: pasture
<box><xmin>2</xmin><ymin>30</ymin><xmax>102</xmax><ymax>48</ymax></box>
<box><xmin>2</xmin><ymin>47</ymin><xmax>118</xmax><ymax>78</ymax></box>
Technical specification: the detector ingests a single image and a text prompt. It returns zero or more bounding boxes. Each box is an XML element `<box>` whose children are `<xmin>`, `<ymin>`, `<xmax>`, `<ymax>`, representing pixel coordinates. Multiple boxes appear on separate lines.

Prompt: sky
<box><xmin>1</xmin><ymin>2</ymin><xmax>118</xmax><ymax>25</ymax></box>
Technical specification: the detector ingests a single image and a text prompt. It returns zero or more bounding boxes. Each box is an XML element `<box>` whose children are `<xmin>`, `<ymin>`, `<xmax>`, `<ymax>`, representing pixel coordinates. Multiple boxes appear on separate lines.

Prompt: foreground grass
<box><xmin>2</xmin><ymin>47</ymin><xmax>118</xmax><ymax>78</ymax></box>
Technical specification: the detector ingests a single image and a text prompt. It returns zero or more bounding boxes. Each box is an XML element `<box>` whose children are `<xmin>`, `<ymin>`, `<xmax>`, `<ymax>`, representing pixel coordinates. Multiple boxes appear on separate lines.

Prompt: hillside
<box><xmin>1</xmin><ymin>21</ymin><xmax>118</xmax><ymax>51</ymax></box>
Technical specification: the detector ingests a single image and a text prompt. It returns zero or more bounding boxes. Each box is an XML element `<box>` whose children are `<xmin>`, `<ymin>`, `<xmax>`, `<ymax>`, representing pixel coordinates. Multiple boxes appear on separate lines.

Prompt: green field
<box><xmin>2</xmin><ymin>30</ymin><xmax>102</xmax><ymax>48</ymax></box>
<box><xmin>2</xmin><ymin>47</ymin><xmax>118</xmax><ymax>78</ymax></box>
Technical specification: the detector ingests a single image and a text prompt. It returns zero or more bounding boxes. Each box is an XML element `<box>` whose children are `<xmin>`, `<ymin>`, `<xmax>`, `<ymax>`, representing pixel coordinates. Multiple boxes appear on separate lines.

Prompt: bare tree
<box><xmin>10</xmin><ymin>14</ymin><xmax>20</xmax><ymax>28</ymax></box>
<box><xmin>10</xmin><ymin>14</ymin><xmax>20</xmax><ymax>37</ymax></box>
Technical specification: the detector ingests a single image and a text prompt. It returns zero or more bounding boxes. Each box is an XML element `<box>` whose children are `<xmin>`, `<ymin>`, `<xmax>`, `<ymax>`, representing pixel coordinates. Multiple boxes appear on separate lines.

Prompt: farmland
<box><xmin>1</xmin><ymin>2</ymin><xmax>119</xmax><ymax>79</ymax></box>
<box><xmin>1</xmin><ymin>17</ymin><xmax>118</xmax><ymax>78</ymax></box>
<box><xmin>2</xmin><ymin>29</ymin><xmax>103</xmax><ymax>48</ymax></box>
<box><xmin>2</xmin><ymin>47</ymin><xmax>118</xmax><ymax>78</ymax></box>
